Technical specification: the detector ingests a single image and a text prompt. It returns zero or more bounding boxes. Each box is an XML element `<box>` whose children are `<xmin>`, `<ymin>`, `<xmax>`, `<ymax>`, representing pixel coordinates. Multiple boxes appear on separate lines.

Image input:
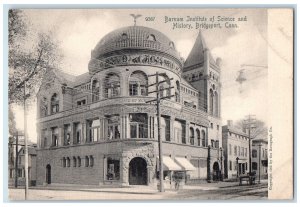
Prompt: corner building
<box><xmin>36</xmin><ymin>26</ymin><xmax>222</xmax><ymax>187</ymax></box>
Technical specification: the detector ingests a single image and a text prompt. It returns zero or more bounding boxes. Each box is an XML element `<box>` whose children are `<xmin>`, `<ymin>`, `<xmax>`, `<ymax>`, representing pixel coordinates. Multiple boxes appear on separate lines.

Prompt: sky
<box><xmin>11</xmin><ymin>9</ymin><xmax>268</xmax><ymax>143</ymax></box>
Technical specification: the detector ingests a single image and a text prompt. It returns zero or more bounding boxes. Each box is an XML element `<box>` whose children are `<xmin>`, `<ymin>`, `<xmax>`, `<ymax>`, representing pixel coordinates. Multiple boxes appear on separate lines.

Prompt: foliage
<box><xmin>8</xmin><ymin>9</ymin><xmax>62</xmax><ymax>106</ymax></box>
<box><xmin>235</xmin><ymin>118</ymin><xmax>268</xmax><ymax>140</ymax></box>
<box><xmin>9</xmin><ymin>106</ymin><xmax>17</xmax><ymax>136</ymax></box>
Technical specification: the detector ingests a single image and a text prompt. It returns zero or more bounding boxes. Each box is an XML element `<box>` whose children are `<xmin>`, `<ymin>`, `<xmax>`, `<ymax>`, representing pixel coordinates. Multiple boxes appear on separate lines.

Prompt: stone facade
<box><xmin>36</xmin><ymin>25</ymin><xmax>222</xmax><ymax>187</ymax></box>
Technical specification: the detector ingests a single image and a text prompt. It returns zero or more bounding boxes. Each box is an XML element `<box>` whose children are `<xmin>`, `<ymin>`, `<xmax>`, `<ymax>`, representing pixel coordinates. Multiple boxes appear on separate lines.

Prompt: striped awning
<box><xmin>175</xmin><ymin>157</ymin><xmax>196</xmax><ymax>171</ymax></box>
<box><xmin>156</xmin><ymin>156</ymin><xmax>182</xmax><ymax>171</ymax></box>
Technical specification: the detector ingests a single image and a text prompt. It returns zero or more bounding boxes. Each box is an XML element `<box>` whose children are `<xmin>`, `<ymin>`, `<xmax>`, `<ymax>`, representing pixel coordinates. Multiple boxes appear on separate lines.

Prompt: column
<box><xmin>81</xmin><ymin>120</ymin><xmax>86</xmax><ymax>143</ymax></box>
<box><xmin>170</xmin><ymin>117</ymin><xmax>175</xmax><ymax>142</ymax></box>
<box><xmin>103</xmin><ymin>156</ymin><xmax>107</xmax><ymax>183</ymax></box>
<box><xmin>70</xmin><ymin>123</ymin><xmax>74</xmax><ymax>145</ymax></box>
<box><xmin>126</xmin><ymin>115</ymin><xmax>130</xmax><ymax>139</ymax></box>
<box><xmin>99</xmin><ymin>117</ymin><xmax>105</xmax><ymax>140</ymax></box>
<box><xmin>186</xmin><ymin>121</ymin><xmax>190</xmax><ymax>144</ymax></box>
<box><xmin>59</xmin><ymin>125</ymin><xmax>64</xmax><ymax>146</ymax></box>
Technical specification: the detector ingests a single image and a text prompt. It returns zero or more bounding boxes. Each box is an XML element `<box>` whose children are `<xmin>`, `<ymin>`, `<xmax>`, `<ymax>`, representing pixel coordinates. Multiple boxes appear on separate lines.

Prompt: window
<box><xmin>159</xmin><ymin>74</ymin><xmax>171</xmax><ymax>98</ymax></box>
<box><xmin>161</xmin><ymin>116</ymin><xmax>171</xmax><ymax>142</ymax></box>
<box><xmin>51</xmin><ymin>93</ymin><xmax>59</xmax><ymax>114</ymax></box>
<box><xmin>241</xmin><ymin>147</ymin><xmax>244</xmax><ymax>157</ymax></box>
<box><xmin>252</xmin><ymin>162</ymin><xmax>258</xmax><ymax>170</ymax></box>
<box><xmin>85</xmin><ymin>156</ymin><xmax>89</xmax><ymax>167</ymax></box>
<box><xmin>214</xmin><ymin>92</ymin><xmax>219</xmax><ymax>117</ymax></box>
<box><xmin>211</xmin><ymin>123</ymin><xmax>213</xmax><ymax>129</ymax></box>
<box><xmin>147</xmin><ymin>34</ymin><xmax>156</xmax><ymax>41</ymax></box>
<box><xmin>234</xmin><ymin>146</ymin><xmax>237</xmax><ymax>156</ymax></box>
<box><xmin>238</xmin><ymin>146</ymin><xmax>240</xmax><ymax>156</ymax></box>
<box><xmin>217</xmin><ymin>125</ymin><xmax>219</xmax><ymax>130</ymax></box>
<box><xmin>215</xmin><ymin>140</ymin><xmax>219</xmax><ymax>148</ymax></box>
<box><xmin>106</xmin><ymin>158</ymin><xmax>120</xmax><ymax>180</ymax></box>
<box><xmin>211</xmin><ymin>140</ymin><xmax>215</xmax><ymax>148</ymax></box>
<box><xmin>40</xmin><ymin>97</ymin><xmax>48</xmax><ymax>117</ymax></box>
<box><xmin>196</xmin><ymin>129</ymin><xmax>200</xmax><ymax>146</ymax></box>
<box><xmin>89</xmin><ymin>156</ymin><xmax>94</xmax><ymax>167</ymax></box>
<box><xmin>64</xmin><ymin>125</ymin><xmax>71</xmax><ymax>146</ymax></box>
<box><xmin>51</xmin><ymin>127</ymin><xmax>58</xmax><ymax>147</ymax></box>
<box><xmin>74</xmin><ymin>123</ymin><xmax>81</xmax><ymax>144</ymax></box>
<box><xmin>245</xmin><ymin>148</ymin><xmax>247</xmax><ymax>157</ymax></box>
<box><xmin>88</xmin><ymin>119</ymin><xmax>100</xmax><ymax>142</ymax></box>
<box><xmin>189</xmin><ymin>127</ymin><xmax>194</xmax><ymax>145</ymax></box>
<box><xmin>252</xmin><ymin>149</ymin><xmax>257</xmax><ymax>158</ymax></box>
<box><xmin>209</xmin><ymin>89</ymin><xmax>214</xmax><ymax>115</ymax></box>
<box><xmin>18</xmin><ymin>169</ymin><xmax>23</xmax><ymax>177</ymax></box>
<box><xmin>181</xmin><ymin>122</ymin><xmax>186</xmax><ymax>144</ymax></box>
<box><xmin>175</xmin><ymin>81</ymin><xmax>180</xmax><ymax>102</ymax></box>
<box><xmin>174</xmin><ymin>120</ymin><xmax>183</xmax><ymax>144</ymax></box>
<box><xmin>104</xmin><ymin>73</ymin><xmax>120</xmax><ymax>98</ymax></box>
<box><xmin>77</xmin><ymin>99</ymin><xmax>86</xmax><ymax>106</ymax></box>
<box><xmin>129</xmin><ymin>71</ymin><xmax>148</xmax><ymax>96</ymax></box>
<box><xmin>77</xmin><ymin>156</ymin><xmax>81</xmax><ymax>167</ymax></box>
<box><xmin>66</xmin><ymin>157</ymin><xmax>70</xmax><ymax>167</ymax></box>
<box><xmin>42</xmin><ymin>129</ymin><xmax>47</xmax><ymax>148</ymax></box>
<box><xmin>229</xmin><ymin>144</ymin><xmax>232</xmax><ymax>155</ymax></box>
<box><xmin>92</xmin><ymin>80</ymin><xmax>100</xmax><ymax>102</ymax></box>
<box><xmin>201</xmin><ymin>130</ymin><xmax>206</xmax><ymax>147</ymax></box>
<box><xmin>229</xmin><ymin>161</ymin><xmax>232</xmax><ymax>171</ymax></box>
<box><xmin>107</xmin><ymin>115</ymin><xmax>120</xmax><ymax>140</ymax></box>
<box><xmin>63</xmin><ymin>157</ymin><xmax>66</xmax><ymax>167</ymax></box>
<box><xmin>129</xmin><ymin>113</ymin><xmax>148</xmax><ymax>138</ymax></box>
<box><xmin>73</xmin><ymin>157</ymin><xmax>77</xmax><ymax>167</ymax></box>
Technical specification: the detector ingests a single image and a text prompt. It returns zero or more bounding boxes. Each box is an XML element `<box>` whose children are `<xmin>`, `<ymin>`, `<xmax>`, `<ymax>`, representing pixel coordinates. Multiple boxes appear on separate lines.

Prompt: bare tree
<box><xmin>9</xmin><ymin>106</ymin><xmax>17</xmax><ymax>136</ymax></box>
<box><xmin>8</xmin><ymin>9</ymin><xmax>62</xmax><ymax>105</ymax></box>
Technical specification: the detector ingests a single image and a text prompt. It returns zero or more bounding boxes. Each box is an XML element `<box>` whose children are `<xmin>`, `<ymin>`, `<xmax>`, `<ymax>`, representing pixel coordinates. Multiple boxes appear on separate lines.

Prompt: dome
<box><xmin>91</xmin><ymin>26</ymin><xmax>181</xmax><ymax>61</ymax></box>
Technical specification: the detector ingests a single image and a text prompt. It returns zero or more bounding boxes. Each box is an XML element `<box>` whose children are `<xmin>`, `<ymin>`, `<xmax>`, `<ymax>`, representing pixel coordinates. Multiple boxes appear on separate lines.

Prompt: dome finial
<box><xmin>130</xmin><ymin>14</ymin><xmax>142</xmax><ymax>26</ymax></box>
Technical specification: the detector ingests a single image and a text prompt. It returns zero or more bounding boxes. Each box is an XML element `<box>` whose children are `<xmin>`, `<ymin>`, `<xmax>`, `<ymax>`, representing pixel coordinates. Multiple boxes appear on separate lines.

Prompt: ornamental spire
<box><xmin>130</xmin><ymin>14</ymin><xmax>142</xmax><ymax>26</ymax></box>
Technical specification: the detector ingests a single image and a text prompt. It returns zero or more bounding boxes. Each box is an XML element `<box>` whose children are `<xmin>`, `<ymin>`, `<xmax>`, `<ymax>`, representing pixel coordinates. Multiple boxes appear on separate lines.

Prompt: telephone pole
<box><xmin>243</xmin><ymin>115</ymin><xmax>256</xmax><ymax>173</ymax></box>
<box><xmin>146</xmin><ymin>72</ymin><xmax>174</xmax><ymax>192</ymax></box>
<box><xmin>14</xmin><ymin>132</ymin><xmax>19</xmax><ymax>188</ymax></box>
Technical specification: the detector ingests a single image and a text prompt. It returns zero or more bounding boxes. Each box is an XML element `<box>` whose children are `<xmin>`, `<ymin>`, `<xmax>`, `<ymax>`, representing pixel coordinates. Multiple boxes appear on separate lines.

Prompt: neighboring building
<box><xmin>36</xmin><ymin>25</ymin><xmax>222</xmax><ymax>187</ymax></box>
<box><xmin>252</xmin><ymin>138</ymin><xmax>268</xmax><ymax>179</ymax></box>
<box><xmin>8</xmin><ymin>135</ymin><xmax>37</xmax><ymax>186</ymax></box>
<box><xmin>222</xmin><ymin>120</ymin><xmax>250</xmax><ymax>179</ymax></box>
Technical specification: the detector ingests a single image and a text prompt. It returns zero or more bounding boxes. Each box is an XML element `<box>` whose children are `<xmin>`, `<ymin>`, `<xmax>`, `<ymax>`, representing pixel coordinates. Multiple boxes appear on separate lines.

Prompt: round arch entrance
<box><xmin>213</xmin><ymin>162</ymin><xmax>220</xmax><ymax>181</ymax></box>
<box><xmin>46</xmin><ymin>164</ymin><xmax>51</xmax><ymax>184</ymax></box>
<box><xmin>129</xmin><ymin>157</ymin><xmax>147</xmax><ymax>185</ymax></box>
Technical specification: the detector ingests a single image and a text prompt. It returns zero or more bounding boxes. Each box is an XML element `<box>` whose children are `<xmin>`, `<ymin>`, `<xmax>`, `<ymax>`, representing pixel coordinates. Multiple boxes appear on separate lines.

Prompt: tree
<box><xmin>8</xmin><ymin>9</ymin><xmax>62</xmax><ymax>105</ymax></box>
<box><xmin>9</xmin><ymin>106</ymin><xmax>17</xmax><ymax>136</ymax></box>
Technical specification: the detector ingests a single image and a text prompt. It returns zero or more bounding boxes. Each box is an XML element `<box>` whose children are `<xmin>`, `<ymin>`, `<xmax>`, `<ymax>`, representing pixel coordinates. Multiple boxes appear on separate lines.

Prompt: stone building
<box><xmin>36</xmin><ymin>25</ymin><xmax>222</xmax><ymax>187</ymax></box>
<box><xmin>252</xmin><ymin>138</ymin><xmax>268</xmax><ymax>179</ymax></box>
<box><xmin>222</xmin><ymin>120</ymin><xmax>250</xmax><ymax>179</ymax></box>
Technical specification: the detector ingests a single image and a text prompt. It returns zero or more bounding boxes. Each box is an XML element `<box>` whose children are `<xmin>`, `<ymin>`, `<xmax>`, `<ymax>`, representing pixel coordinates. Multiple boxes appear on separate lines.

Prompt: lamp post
<box><xmin>220</xmin><ymin>147</ymin><xmax>223</xmax><ymax>181</ymax></box>
<box><xmin>236</xmin><ymin>157</ymin><xmax>239</xmax><ymax>181</ymax></box>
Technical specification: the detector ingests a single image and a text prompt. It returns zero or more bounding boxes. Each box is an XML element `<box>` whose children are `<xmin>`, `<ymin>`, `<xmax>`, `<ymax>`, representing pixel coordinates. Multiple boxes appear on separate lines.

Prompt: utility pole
<box><xmin>146</xmin><ymin>72</ymin><xmax>174</xmax><ymax>192</ymax></box>
<box><xmin>244</xmin><ymin>115</ymin><xmax>256</xmax><ymax>173</ymax></box>
<box><xmin>14</xmin><ymin>132</ymin><xmax>19</xmax><ymax>188</ymax></box>
<box><xmin>23</xmin><ymin>82</ymin><xmax>30</xmax><ymax>200</ymax></box>
<box><xmin>258</xmin><ymin>142</ymin><xmax>262</xmax><ymax>184</ymax></box>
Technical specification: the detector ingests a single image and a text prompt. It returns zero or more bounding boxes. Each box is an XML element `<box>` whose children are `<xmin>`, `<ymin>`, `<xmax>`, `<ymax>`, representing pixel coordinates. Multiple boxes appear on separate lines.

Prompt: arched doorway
<box><xmin>46</xmin><ymin>164</ymin><xmax>51</xmax><ymax>184</ymax></box>
<box><xmin>129</xmin><ymin>157</ymin><xmax>147</xmax><ymax>185</ymax></box>
<box><xmin>213</xmin><ymin>162</ymin><xmax>220</xmax><ymax>181</ymax></box>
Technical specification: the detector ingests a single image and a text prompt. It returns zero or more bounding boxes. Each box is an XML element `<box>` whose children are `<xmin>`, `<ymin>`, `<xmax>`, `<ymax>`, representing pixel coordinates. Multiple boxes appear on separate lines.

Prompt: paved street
<box><xmin>8</xmin><ymin>180</ymin><xmax>267</xmax><ymax>201</ymax></box>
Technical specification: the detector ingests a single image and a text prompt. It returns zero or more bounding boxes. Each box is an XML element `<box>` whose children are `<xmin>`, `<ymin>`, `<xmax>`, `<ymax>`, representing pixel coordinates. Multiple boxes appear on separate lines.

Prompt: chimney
<box><xmin>227</xmin><ymin>120</ymin><xmax>233</xmax><ymax>127</ymax></box>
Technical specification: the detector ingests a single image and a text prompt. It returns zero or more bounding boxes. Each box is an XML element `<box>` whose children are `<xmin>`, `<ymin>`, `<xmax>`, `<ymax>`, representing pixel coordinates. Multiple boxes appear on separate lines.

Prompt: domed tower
<box><xmin>36</xmin><ymin>25</ymin><xmax>214</xmax><ymax>188</ymax></box>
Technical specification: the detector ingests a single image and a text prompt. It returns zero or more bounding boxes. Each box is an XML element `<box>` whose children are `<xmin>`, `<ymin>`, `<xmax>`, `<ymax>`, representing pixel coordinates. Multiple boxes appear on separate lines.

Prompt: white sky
<box><xmin>12</xmin><ymin>9</ymin><xmax>268</xmax><ymax>143</ymax></box>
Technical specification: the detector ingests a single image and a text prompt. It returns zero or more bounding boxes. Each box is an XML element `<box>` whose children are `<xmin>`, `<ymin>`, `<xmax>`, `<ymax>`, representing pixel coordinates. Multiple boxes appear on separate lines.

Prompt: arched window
<box><xmin>73</xmin><ymin>157</ymin><xmax>77</xmax><ymax>167</ymax></box>
<box><xmin>196</xmin><ymin>129</ymin><xmax>200</xmax><ymax>146</ymax></box>
<box><xmin>201</xmin><ymin>130</ymin><xmax>206</xmax><ymax>147</ymax></box>
<box><xmin>63</xmin><ymin>157</ymin><xmax>66</xmax><ymax>167</ymax></box>
<box><xmin>209</xmin><ymin>89</ymin><xmax>214</xmax><ymax>115</ymax></box>
<box><xmin>214</xmin><ymin>91</ymin><xmax>219</xmax><ymax>117</ymax></box>
<box><xmin>129</xmin><ymin>71</ymin><xmax>148</xmax><ymax>96</ymax></box>
<box><xmin>175</xmin><ymin>81</ymin><xmax>180</xmax><ymax>102</ymax></box>
<box><xmin>89</xmin><ymin>155</ymin><xmax>94</xmax><ymax>167</ymax></box>
<box><xmin>159</xmin><ymin>74</ymin><xmax>171</xmax><ymax>98</ymax></box>
<box><xmin>66</xmin><ymin>157</ymin><xmax>70</xmax><ymax>167</ymax></box>
<box><xmin>77</xmin><ymin>156</ymin><xmax>81</xmax><ymax>167</ymax></box>
<box><xmin>51</xmin><ymin>93</ymin><xmax>59</xmax><ymax>114</ymax></box>
<box><xmin>147</xmin><ymin>34</ymin><xmax>156</xmax><ymax>41</ymax></box>
<box><xmin>92</xmin><ymin>79</ymin><xmax>100</xmax><ymax>102</ymax></box>
<box><xmin>40</xmin><ymin>97</ymin><xmax>48</xmax><ymax>117</ymax></box>
<box><xmin>85</xmin><ymin>156</ymin><xmax>89</xmax><ymax>167</ymax></box>
<box><xmin>189</xmin><ymin>127</ymin><xmax>194</xmax><ymax>145</ymax></box>
<box><xmin>104</xmin><ymin>73</ymin><xmax>120</xmax><ymax>98</ymax></box>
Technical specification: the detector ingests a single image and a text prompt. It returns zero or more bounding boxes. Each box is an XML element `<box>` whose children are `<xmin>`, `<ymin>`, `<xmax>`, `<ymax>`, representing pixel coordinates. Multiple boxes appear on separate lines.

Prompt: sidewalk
<box><xmin>9</xmin><ymin>179</ymin><xmax>268</xmax><ymax>195</ymax></box>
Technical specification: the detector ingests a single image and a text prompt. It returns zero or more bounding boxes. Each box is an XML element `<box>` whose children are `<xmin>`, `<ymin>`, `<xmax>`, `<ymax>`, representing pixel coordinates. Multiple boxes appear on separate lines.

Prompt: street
<box><xmin>8</xmin><ymin>181</ymin><xmax>268</xmax><ymax>201</ymax></box>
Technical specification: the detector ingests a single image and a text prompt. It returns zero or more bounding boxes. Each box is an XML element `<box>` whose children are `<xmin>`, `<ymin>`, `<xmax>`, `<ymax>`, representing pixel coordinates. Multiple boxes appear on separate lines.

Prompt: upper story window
<box><xmin>189</xmin><ymin>127</ymin><xmax>195</xmax><ymax>145</ymax></box>
<box><xmin>63</xmin><ymin>124</ymin><xmax>71</xmax><ymax>146</ymax></box>
<box><xmin>51</xmin><ymin>127</ymin><xmax>58</xmax><ymax>147</ymax></box>
<box><xmin>77</xmin><ymin>99</ymin><xmax>86</xmax><ymax>107</ymax></box>
<box><xmin>107</xmin><ymin>115</ymin><xmax>120</xmax><ymax>140</ymax></box>
<box><xmin>40</xmin><ymin>97</ymin><xmax>48</xmax><ymax>117</ymax></box>
<box><xmin>87</xmin><ymin>119</ymin><xmax>100</xmax><ymax>142</ymax></box>
<box><xmin>51</xmin><ymin>93</ymin><xmax>59</xmax><ymax>114</ymax></box>
<box><xmin>159</xmin><ymin>74</ymin><xmax>171</xmax><ymax>99</ymax></box>
<box><xmin>129</xmin><ymin>113</ymin><xmax>148</xmax><ymax>138</ymax></box>
<box><xmin>104</xmin><ymin>73</ymin><xmax>120</xmax><ymax>98</ymax></box>
<box><xmin>201</xmin><ymin>130</ymin><xmax>206</xmax><ymax>147</ymax></box>
<box><xmin>252</xmin><ymin>149</ymin><xmax>258</xmax><ymax>158</ymax></box>
<box><xmin>129</xmin><ymin>71</ymin><xmax>148</xmax><ymax>96</ymax></box>
<box><xmin>175</xmin><ymin>81</ymin><xmax>180</xmax><ymax>102</ymax></box>
<box><xmin>209</xmin><ymin>89</ymin><xmax>214</xmax><ymax>115</ymax></box>
<box><xmin>92</xmin><ymin>80</ymin><xmax>100</xmax><ymax>102</ymax></box>
<box><xmin>196</xmin><ymin>129</ymin><xmax>200</xmax><ymax>146</ymax></box>
<box><xmin>147</xmin><ymin>34</ymin><xmax>156</xmax><ymax>41</ymax></box>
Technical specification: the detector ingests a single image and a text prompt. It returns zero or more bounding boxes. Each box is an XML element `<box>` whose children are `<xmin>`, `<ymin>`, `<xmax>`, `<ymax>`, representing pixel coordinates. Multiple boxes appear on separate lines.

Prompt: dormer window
<box><xmin>121</xmin><ymin>33</ymin><xmax>128</xmax><ymax>40</ymax></box>
<box><xmin>147</xmin><ymin>34</ymin><xmax>156</xmax><ymax>41</ymax></box>
<box><xmin>169</xmin><ymin>41</ymin><xmax>175</xmax><ymax>48</ymax></box>
<box><xmin>51</xmin><ymin>93</ymin><xmax>59</xmax><ymax>114</ymax></box>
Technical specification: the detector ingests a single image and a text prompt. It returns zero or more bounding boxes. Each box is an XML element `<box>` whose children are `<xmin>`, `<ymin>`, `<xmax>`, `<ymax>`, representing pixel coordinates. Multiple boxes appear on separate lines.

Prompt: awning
<box><xmin>156</xmin><ymin>156</ymin><xmax>182</xmax><ymax>171</ymax></box>
<box><xmin>175</xmin><ymin>157</ymin><xmax>196</xmax><ymax>171</ymax></box>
